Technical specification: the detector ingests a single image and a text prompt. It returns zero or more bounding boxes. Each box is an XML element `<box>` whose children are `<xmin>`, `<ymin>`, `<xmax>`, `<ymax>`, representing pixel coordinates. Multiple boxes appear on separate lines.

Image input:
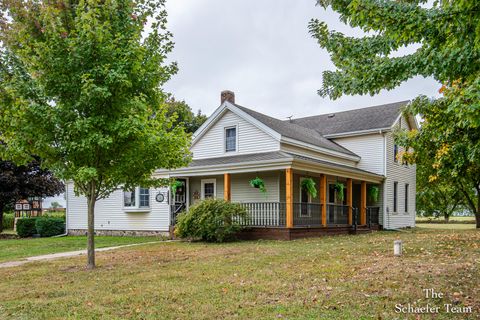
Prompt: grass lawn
<box><xmin>0</xmin><ymin>229</ymin><xmax>478</xmax><ymax>319</ymax></box>
<box><xmin>0</xmin><ymin>235</ymin><xmax>163</xmax><ymax>263</ymax></box>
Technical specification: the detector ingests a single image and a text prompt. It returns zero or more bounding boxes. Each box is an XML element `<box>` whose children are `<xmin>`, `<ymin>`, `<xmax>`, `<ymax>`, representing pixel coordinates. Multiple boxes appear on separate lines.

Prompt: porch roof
<box><xmin>157</xmin><ymin>151</ymin><xmax>384</xmax><ymax>182</ymax></box>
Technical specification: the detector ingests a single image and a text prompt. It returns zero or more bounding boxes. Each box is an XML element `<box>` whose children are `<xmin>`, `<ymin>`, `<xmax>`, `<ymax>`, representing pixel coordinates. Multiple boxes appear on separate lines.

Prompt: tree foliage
<box><xmin>0</xmin><ymin>158</ymin><xmax>64</xmax><ymax>232</ymax></box>
<box><xmin>0</xmin><ymin>0</ymin><xmax>191</xmax><ymax>267</ymax></box>
<box><xmin>311</xmin><ymin>0</ymin><xmax>480</xmax><ymax>227</ymax></box>
<box><xmin>410</xmin><ymin>149</ymin><xmax>465</xmax><ymax>222</ymax></box>
<box><xmin>165</xmin><ymin>96</ymin><xmax>207</xmax><ymax>134</ymax></box>
<box><xmin>309</xmin><ymin>0</ymin><xmax>480</xmax><ymax>99</ymax></box>
<box><xmin>396</xmin><ymin>87</ymin><xmax>480</xmax><ymax>227</ymax></box>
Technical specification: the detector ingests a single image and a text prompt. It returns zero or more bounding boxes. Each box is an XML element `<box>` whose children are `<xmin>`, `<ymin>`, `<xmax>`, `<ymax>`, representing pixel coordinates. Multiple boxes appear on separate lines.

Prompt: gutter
<box><xmin>324</xmin><ymin>127</ymin><xmax>392</xmax><ymax>139</ymax></box>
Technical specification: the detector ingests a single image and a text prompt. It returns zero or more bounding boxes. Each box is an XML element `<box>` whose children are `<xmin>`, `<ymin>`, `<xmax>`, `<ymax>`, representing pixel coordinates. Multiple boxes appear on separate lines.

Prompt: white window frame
<box><xmin>123</xmin><ymin>187</ymin><xmax>151</xmax><ymax>212</ymax></box>
<box><xmin>224</xmin><ymin>125</ymin><xmax>238</xmax><ymax>153</ymax></box>
<box><xmin>201</xmin><ymin>179</ymin><xmax>217</xmax><ymax>200</ymax></box>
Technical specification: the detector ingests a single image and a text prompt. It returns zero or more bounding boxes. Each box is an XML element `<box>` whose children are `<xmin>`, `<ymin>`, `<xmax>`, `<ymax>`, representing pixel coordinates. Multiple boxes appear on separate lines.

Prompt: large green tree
<box><xmin>0</xmin><ymin>0</ymin><xmax>191</xmax><ymax>268</ymax></box>
<box><xmin>310</xmin><ymin>0</ymin><xmax>480</xmax><ymax>227</ymax></box>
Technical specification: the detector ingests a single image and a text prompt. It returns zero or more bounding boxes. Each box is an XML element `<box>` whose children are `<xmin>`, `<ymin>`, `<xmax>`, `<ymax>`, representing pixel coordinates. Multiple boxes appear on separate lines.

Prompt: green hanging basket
<box><xmin>249</xmin><ymin>177</ymin><xmax>267</xmax><ymax>193</ymax></box>
<box><xmin>301</xmin><ymin>178</ymin><xmax>317</xmax><ymax>198</ymax></box>
<box><xmin>368</xmin><ymin>185</ymin><xmax>379</xmax><ymax>203</ymax></box>
<box><xmin>334</xmin><ymin>182</ymin><xmax>345</xmax><ymax>202</ymax></box>
<box><xmin>171</xmin><ymin>180</ymin><xmax>184</xmax><ymax>195</ymax></box>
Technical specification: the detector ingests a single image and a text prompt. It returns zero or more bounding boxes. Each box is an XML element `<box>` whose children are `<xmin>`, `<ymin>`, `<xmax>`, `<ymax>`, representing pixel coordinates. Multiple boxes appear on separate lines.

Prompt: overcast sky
<box><xmin>164</xmin><ymin>0</ymin><xmax>440</xmax><ymax>119</ymax></box>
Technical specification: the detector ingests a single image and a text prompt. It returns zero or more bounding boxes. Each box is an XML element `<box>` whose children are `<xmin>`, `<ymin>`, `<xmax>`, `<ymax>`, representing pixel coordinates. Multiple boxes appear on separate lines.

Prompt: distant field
<box><xmin>416</xmin><ymin>216</ymin><xmax>475</xmax><ymax>223</ymax></box>
<box><xmin>417</xmin><ymin>223</ymin><xmax>476</xmax><ymax>230</ymax></box>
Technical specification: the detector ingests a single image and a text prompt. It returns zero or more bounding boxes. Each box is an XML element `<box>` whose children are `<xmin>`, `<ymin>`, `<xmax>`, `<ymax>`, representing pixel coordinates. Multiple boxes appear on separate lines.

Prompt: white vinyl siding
<box><xmin>384</xmin><ymin>115</ymin><xmax>416</xmax><ymax>229</ymax></box>
<box><xmin>230</xmin><ymin>172</ymin><xmax>280</xmax><ymax>203</ymax></box>
<box><xmin>280</xmin><ymin>143</ymin><xmax>357</xmax><ymax>167</ymax></box>
<box><xmin>66</xmin><ymin>182</ymin><xmax>170</xmax><ymax>232</ymax></box>
<box><xmin>188</xmin><ymin>172</ymin><xmax>280</xmax><ymax>205</ymax></box>
<box><xmin>191</xmin><ymin>110</ymin><xmax>279</xmax><ymax>159</ymax></box>
<box><xmin>332</xmin><ymin>134</ymin><xmax>385</xmax><ymax>175</ymax></box>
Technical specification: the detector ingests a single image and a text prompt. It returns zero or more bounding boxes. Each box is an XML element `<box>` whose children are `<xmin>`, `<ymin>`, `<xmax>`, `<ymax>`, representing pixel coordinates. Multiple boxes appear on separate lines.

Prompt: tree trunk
<box><xmin>86</xmin><ymin>194</ymin><xmax>96</xmax><ymax>270</ymax></box>
<box><xmin>443</xmin><ymin>213</ymin><xmax>449</xmax><ymax>223</ymax></box>
<box><xmin>476</xmin><ymin>192</ymin><xmax>480</xmax><ymax>229</ymax></box>
<box><xmin>0</xmin><ymin>203</ymin><xmax>4</xmax><ymax>233</ymax></box>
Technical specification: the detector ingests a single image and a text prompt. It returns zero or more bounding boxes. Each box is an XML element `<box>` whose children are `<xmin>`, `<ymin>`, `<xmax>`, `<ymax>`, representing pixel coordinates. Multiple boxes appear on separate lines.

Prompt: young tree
<box><xmin>0</xmin><ymin>158</ymin><xmax>64</xmax><ymax>232</ymax></box>
<box><xmin>0</xmin><ymin>0</ymin><xmax>191</xmax><ymax>268</ymax></box>
<box><xmin>165</xmin><ymin>96</ymin><xmax>207</xmax><ymax>134</ymax></box>
<box><xmin>309</xmin><ymin>1</ymin><xmax>480</xmax><ymax>227</ymax></box>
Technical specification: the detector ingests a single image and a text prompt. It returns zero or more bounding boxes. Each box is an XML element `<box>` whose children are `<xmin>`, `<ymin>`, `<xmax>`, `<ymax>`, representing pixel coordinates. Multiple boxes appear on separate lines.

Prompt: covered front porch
<box><xmin>167</xmin><ymin>153</ymin><xmax>383</xmax><ymax>239</ymax></box>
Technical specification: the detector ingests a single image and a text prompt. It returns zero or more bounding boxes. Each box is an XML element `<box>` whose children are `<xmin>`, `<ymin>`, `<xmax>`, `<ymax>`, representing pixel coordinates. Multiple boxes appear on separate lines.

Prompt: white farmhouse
<box><xmin>66</xmin><ymin>91</ymin><xmax>417</xmax><ymax>239</ymax></box>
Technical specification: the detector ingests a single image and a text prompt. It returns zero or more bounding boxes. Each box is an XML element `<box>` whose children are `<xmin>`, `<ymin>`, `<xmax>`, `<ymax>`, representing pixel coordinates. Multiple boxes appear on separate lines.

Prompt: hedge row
<box><xmin>2</xmin><ymin>213</ymin><xmax>15</xmax><ymax>230</ymax></box>
<box><xmin>16</xmin><ymin>217</ymin><xmax>65</xmax><ymax>238</ymax></box>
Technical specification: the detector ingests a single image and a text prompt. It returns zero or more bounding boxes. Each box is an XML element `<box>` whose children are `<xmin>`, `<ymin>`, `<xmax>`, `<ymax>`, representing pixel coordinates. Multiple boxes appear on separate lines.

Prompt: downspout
<box><xmin>381</xmin><ymin>130</ymin><xmax>389</xmax><ymax>230</ymax></box>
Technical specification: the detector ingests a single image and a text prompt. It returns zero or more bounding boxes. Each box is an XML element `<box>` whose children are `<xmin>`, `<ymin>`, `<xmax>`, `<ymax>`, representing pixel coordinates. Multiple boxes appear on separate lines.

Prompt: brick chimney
<box><xmin>221</xmin><ymin>90</ymin><xmax>235</xmax><ymax>104</ymax></box>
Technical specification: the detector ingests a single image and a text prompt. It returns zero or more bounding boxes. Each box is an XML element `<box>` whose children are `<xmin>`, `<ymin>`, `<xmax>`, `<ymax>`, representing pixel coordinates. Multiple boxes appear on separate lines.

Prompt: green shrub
<box><xmin>2</xmin><ymin>213</ymin><xmax>14</xmax><ymax>230</ymax></box>
<box><xmin>16</xmin><ymin>218</ymin><xmax>38</xmax><ymax>238</ymax></box>
<box><xmin>35</xmin><ymin>217</ymin><xmax>65</xmax><ymax>237</ymax></box>
<box><xmin>175</xmin><ymin>199</ymin><xmax>248</xmax><ymax>242</ymax></box>
<box><xmin>43</xmin><ymin>211</ymin><xmax>66</xmax><ymax>220</ymax></box>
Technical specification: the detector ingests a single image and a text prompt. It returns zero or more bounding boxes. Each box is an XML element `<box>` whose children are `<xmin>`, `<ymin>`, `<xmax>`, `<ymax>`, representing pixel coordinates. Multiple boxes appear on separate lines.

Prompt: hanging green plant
<box><xmin>171</xmin><ymin>180</ymin><xmax>184</xmax><ymax>195</ymax></box>
<box><xmin>334</xmin><ymin>182</ymin><xmax>345</xmax><ymax>202</ymax></box>
<box><xmin>368</xmin><ymin>185</ymin><xmax>379</xmax><ymax>203</ymax></box>
<box><xmin>301</xmin><ymin>178</ymin><xmax>317</xmax><ymax>198</ymax></box>
<box><xmin>249</xmin><ymin>177</ymin><xmax>267</xmax><ymax>193</ymax></box>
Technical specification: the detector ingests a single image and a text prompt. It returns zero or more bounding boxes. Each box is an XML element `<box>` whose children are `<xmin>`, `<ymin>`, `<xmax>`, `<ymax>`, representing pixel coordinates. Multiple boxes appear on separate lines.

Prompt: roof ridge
<box><xmin>290</xmin><ymin>100</ymin><xmax>410</xmax><ymax>122</ymax></box>
<box><xmin>234</xmin><ymin>103</ymin><xmax>325</xmax><ymax>136</ymax></box>
<box><xmin>233</xmin><ymin>103</ymin><xmax>358</xmax><ymax>157</ymax></box>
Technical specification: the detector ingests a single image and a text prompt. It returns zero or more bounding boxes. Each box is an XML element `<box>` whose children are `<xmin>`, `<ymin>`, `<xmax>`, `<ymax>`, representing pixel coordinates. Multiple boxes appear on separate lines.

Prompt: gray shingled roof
<box><xmin>186</xmin><ymin>151</ymin><xmax>383</xmax><ymax>177</ymax></box>
<box><xmin>189</xmin><ymin>151</ymin><xmax>289</xmax><ymax>167</ymax></box>
<box><xmin>234</xmin><ymin>104</ymin><xmax>358</xmax><ymax>157</ymax></box>
<box><xmin>289</xmin><ymin>101</ymin><xmax>409</xmax><ymax>136</ymax></box>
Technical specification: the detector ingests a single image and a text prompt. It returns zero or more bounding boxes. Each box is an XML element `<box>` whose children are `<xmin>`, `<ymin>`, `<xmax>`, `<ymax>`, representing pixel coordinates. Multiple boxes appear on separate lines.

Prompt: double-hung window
<box><xmin>139</xmin><ymin>188</ymin><xmax>150</xmax><ymax>208</ymax></box>
<box><xmin>225</xmin><ymin>126</ymin><xmax>237</xmax><ymax>152</ymax></box>
<box><xmin>124</xmin><ymin>187</ymin><xmax>150</xmax><ymax>210</ymax></box>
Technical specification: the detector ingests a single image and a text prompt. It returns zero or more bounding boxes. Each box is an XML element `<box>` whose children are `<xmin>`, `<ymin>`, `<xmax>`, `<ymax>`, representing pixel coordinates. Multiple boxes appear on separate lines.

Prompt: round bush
<box><xmin>16</xmin><ymin>218</ymin><xmax>38</xmax><ymax>238</ymax></box>
<box><xmin>175</xmin><ymin>199</ymin><xmax>248</xmax><ymax>242</ymax></box>
<box><xmin>35</xmin><ymin>217</ymin><xmax>65</xmax><ymax>237</ymax></box>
